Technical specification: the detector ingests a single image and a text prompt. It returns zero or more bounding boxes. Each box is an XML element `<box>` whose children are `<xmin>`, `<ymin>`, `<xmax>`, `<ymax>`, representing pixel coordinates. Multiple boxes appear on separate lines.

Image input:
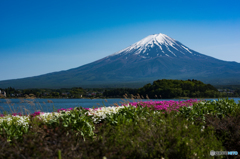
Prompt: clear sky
<box><xmin>0</xmin><ymin>0</ymin><xmax>240</xmax><ymax>81</ymax></box>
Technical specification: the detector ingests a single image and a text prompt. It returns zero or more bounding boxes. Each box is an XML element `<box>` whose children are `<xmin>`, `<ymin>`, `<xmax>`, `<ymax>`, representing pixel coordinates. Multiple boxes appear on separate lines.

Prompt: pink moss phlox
<box><xmin>11</xmin><ymin>112</ymin><xmax>23</xmax><ymax>116</ymax></box>
<box><xmin>57</xmin><ymin>108</ymin><xmax>73</xmax><ymax>112</ymax></box>
<box><xmin>31</xmin><ymin>111</ymin><xmax>42</xmax><ymax>117</ymax></box>
<box><xmin>125</xmin><ymin>99</ymin><xmax>200</xmax><ymax>112</ymax></box>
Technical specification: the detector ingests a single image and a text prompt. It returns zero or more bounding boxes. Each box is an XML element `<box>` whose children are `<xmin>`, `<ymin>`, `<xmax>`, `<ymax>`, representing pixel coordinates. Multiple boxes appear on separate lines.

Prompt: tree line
<box><xmin>0</xmin><ymin>87</ymin><xmax>88</xmax><ymax>98</ymax></box>
<box><xmin>104</xmin><ymin>79</ymin><xmax>239</xmax><ymax>98</ymax></box>
<box><xmin>1</xmin><ymin>79</ymin><xmax>240</xmax><ymax>99</ymax></box>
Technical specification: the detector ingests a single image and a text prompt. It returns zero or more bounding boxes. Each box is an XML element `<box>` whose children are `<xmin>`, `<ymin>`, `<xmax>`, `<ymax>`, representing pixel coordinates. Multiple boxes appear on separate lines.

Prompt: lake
<box><xmin>1</xmin><ymin>98</ymin><xmax>240</xmax><ymax>114</ymax></box>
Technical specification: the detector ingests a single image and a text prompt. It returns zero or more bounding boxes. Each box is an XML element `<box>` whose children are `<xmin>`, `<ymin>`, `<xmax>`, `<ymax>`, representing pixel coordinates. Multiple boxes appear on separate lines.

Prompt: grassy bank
<box><xmin>0</xmin><ymin>98</ymin><xmax>240</xmax><ymax>158</ymax></box>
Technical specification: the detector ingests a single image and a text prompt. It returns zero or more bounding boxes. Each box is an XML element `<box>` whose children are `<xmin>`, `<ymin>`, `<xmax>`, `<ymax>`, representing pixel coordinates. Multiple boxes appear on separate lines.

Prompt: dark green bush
<box><xmin>178</xmin><ymin>98</ymin><xmax>240</xmax><ymax>123</ymax></box>
<box><xmin>96</xmin><ymin>111</ymin><xmax>224</xmax><ymax>159</ymax></box>
<box><xmin>205</xmin><ymin>110</ymin><xmax>240</xmax><ymax>158</ymax></box>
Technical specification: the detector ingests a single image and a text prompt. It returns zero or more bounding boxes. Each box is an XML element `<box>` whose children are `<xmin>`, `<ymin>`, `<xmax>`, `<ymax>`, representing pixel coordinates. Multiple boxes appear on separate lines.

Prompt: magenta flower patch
<box><xmin>126</xmin><ymin>99</ymin><xmax>200</xmax><ymax>112</ymax></box>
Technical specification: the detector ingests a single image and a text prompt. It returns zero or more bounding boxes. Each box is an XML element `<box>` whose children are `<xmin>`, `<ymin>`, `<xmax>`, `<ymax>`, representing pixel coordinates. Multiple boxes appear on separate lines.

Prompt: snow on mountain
<box><xmin>108</xmin><ymin>33</ymin><xmax>200</xmax><ymax>59</ymax></box>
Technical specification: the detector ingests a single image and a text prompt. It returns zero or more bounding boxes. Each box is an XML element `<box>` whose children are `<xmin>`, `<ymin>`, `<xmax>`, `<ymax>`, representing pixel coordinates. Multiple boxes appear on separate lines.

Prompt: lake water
<box><xmin>0</xmin><ymin>98</ymin><xmax>240</xmax><ymax>114</ymax></box>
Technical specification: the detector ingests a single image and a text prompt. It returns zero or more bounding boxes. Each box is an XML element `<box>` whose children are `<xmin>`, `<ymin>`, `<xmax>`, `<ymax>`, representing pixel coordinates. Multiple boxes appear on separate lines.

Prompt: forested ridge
<box><xmin>104</xmin><ymin>79</ymin><xmax>224</xmax><ymax>99</ymax></box>
<box><xmin>138</xmin><ymin>79</ymin><xmax>219</xmax><ymax>98</ymax></box>
<box><xmin>1</xmin><ymin>79</ymin><xmax>239</xmax><ymax>99</ymax></box>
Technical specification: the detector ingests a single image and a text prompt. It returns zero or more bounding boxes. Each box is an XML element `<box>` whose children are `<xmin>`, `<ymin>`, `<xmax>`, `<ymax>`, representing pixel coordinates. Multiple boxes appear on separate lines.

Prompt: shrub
<box><xmin>177</xmin><ymin>98</ymin><xmax>240</xmax><ymax>123</ymax></box>
<box><xmin>205</xmin><ymin>110</ymin><xmax>240</xmax><ymax>155</ymax></box>
<box><xmin>94</xmin><ymin>111</ymin><xmax>224</xmax><ymax>159</ymax></box>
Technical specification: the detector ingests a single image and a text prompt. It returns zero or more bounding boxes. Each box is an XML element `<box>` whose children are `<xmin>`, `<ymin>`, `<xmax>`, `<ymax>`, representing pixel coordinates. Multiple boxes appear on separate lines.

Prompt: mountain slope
<box><xmin>1</xmin><ymin>33</ymin><xmax>240</xmax><ymax>88</ymax></box>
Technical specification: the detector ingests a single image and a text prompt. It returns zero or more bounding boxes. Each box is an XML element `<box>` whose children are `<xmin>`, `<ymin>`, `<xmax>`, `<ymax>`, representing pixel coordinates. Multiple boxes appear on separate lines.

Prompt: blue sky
<box><xmin>0</xmin><ymin>0</ymin><xmax>240</xmax><ymax>81</ymax></box>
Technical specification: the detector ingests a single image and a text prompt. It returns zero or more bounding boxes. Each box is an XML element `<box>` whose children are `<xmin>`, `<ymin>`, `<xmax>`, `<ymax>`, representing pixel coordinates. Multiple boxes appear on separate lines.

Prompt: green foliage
<box><xmin>51</xmin><ymin>108</ymin><xmax>95</xmax><ymax>140</ymax></box>
<box><xmin>3</xmin><ymin>82</ymin><xmax>240</xmax><ymax>99</ymax></box>
<box><xmin>1</xmin><ymin>87</ymin><xmax>87</xmax><ymax>98</ymax></box>
<box><xmin>104</xmin><ymin>105</ymin><xmax>153</xmax><ymax>126</ymax></box>
<box><xmin>103</xmin><ymin>88</ymin><xmax>138</xmax><ymax>98</ymax></box>
<box><xmin>215</xmin><ymin>84</ymin><xmax>240</xmax><ymax>90</ymax></box>
<box><xmin>0</xmin><ymin>117</ymin><xmax>29</xmax><ymax>142</ymax></box>
<box><xmin>2</xmin><ymin>87</ymin><xmax>20</xmax><ymax>97</ymax></box>
<box><xmin>70</xmin><ymin>87</ymin><xmax>85</xmax><ymax>98</ymax></box>
<box><xmin>94</xmin><ymin>111</ymin><xmax>224</xmax><ymax>159</ymax></box>
<box><xmin>205</xmin><ymin>110</ymin><xmax>240</xmax><ymax>152</ymax></box>
<box><xmin>177</xmin><ymin>98</ymin><xmax>240</xmax><ymax>123</ymax></box>
<box><xmin>103</xmin><ymin>79</ymin><xmax>226</xmax><ymax>98</ymax></box>
<box><xmin>139</xmin><ymin>79</ymin><xmax>220</xmax><ymax>99</ymax></box>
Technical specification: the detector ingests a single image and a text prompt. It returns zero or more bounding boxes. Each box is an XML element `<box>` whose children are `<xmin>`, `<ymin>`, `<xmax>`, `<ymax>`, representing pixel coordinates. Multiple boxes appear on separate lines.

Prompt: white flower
<box><xmin>35</xmin><ymin>111</ymin><xmax>71</xmax><ymax>123</ymax></box>
<box><xmin>86</xmin><ymin>105</ymin><xmax>129</xmax><ymax>123</ymax></box>
<box><xmin>0</xmin><ymin>105</ymin><xmax>132</xmax><ymax>127</ymax></box>
<box><xmin>201</xmin><ymin>126</ymin><xmax>205</xmax><ymax>132</ymax></box>
<box><xmin>0</xmin><ymin>115</ymin><xmax>30</xmax><ymax>127</ymax></box>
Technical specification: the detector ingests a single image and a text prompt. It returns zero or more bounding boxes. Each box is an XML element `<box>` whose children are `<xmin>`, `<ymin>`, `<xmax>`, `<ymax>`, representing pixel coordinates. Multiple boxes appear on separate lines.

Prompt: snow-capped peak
<box><xmin>135</xmin><ymin>33</ymin><xmax>176</xmax><ymax>47</ymax></box>
<box><xmin>109</xmin><ymin>33</ymin><xmax>198</xmax><ymax>58</ymax></box>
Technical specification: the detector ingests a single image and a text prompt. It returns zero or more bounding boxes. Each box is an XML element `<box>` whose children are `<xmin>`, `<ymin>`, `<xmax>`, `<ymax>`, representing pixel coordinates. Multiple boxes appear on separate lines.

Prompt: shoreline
<box><xmin>0</xmin><ymin>97</ymin><xmax>239</xmax><ymax>100</ymax></box>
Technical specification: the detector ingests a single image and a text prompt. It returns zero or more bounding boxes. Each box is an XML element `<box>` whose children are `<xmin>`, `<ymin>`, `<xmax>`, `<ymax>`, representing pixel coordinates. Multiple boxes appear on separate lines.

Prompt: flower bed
<box><xmin>1</xmin><ymin>98</ymin><xmax>240</xmax><ymax>158</ymax></box>
<box><xmin>0</xmin><ymin>99</ymin><xmax>201</xmax><ymax>126</ymax></box>
<box><xmin>127</xmin><ymin>99</ymin><xmax>199</xmax><ymax>111</ymax></box>
<box><xmin>0</xmin><ymin>99</ymin><xmax>204</xmax><ymax>142</ymax></box>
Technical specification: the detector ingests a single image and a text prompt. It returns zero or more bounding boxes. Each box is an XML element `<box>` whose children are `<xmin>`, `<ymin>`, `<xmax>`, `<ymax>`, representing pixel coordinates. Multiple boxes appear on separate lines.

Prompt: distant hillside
<box><xmin>103</xmin><ymin>79</ymin><xmax>221</xmax><ymax>99</ymax></box>
<box><xmin>138</xmin><ymin>79</ymin><xmax>220</xmax><ymax>99</ymax></box>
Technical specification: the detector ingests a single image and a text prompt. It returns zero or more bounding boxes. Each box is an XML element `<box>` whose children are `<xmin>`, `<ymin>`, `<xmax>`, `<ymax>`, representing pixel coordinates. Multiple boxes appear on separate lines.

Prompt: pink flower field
<box><xmin>126</xmin><ymin>99</ymin><xmax>200</xmax><ymax>112</ymax></box>
<box><xmin>0</xmin><ymin>99</ymin><xmax>201</xmax><ymax>118</ymax></box>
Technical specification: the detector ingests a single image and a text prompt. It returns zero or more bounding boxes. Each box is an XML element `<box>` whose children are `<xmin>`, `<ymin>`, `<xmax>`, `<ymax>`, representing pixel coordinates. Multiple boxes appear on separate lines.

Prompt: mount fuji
<box><xmin>1</xmin><ymin>33</ymin><xmax>240</xmax><ymax>88</ymax></box>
